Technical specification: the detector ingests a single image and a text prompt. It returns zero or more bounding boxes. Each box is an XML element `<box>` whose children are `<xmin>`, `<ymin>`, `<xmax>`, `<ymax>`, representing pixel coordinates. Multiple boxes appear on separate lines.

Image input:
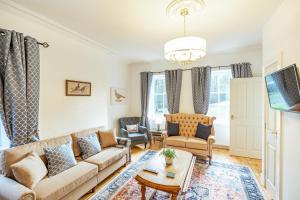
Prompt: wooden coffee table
<box><xmin>135</xmin><ymin>149</ymin><xmax>195</xmax><ymax>200</ymax></box>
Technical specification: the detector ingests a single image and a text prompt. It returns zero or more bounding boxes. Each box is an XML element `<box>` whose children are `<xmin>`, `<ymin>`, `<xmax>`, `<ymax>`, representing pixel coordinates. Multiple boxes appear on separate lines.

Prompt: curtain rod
<box><xmin>0</xmin><ymin>31</ymin><xmax>49</xmax><ymax>48</ymax></box>
<box><xmin>152</xmin><ymin>65</ymin><xmax>230</xmax><ymax>74</ymax></box>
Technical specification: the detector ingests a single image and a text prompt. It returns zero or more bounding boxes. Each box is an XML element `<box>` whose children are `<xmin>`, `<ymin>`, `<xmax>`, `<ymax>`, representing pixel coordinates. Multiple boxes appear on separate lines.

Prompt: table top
<box><xmin>135</xmin><ymin>149</ymin><xmax>194</xmax><ymax>190</ymax></box>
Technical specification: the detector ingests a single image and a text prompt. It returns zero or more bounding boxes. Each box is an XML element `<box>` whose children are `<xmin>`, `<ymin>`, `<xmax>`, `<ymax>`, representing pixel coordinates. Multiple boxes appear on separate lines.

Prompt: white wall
<box><xmin>0</xmin><ymin>2</ymin><xmax>129</xmax><ymax>139</ymax></box>
<box><xmin>263</xmin><ymin>0</ymin><xmax>300</xmax><ymax>199</ymax></box>
<box><xmin>128</xmin><ymin>48</ymin><xmax>262</xmax><ymax>146</ymax></box>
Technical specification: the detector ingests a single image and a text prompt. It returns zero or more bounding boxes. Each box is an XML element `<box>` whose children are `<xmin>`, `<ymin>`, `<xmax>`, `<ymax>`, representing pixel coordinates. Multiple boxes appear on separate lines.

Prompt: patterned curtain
<box><xmin>231</xmin><ymin>62</ymin><xmax>253</xmax><ymax>78</ymax></box>
<box><xmin>191</xmin><ymin>67</ymin><xmax>212</xmax><ymax>114</ymax></box>
<box><xmin>165</xmin><ymin>69</ymin><xmax>182</xmax><ymax>114</ymax></box>
<box><xmin>140</xmin><ymin>72</ymin><xmax>153</xmax><ymax>128</ymax></box>
<box><xmin>0</xmin><ymin>29</ymin><xmax>40</xmax><ymax>147</ymax></box>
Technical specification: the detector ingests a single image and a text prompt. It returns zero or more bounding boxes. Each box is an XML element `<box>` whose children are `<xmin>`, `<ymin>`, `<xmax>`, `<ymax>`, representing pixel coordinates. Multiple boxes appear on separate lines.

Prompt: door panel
<box><xmin>264</xmin><ymin>61</ymin><xmax>281</xmax><ymax>200</ymax></box>
<box><xmin>230</xmin><ymin>78</ymin><xmax>263</xmax><ymax>159</ymax></box>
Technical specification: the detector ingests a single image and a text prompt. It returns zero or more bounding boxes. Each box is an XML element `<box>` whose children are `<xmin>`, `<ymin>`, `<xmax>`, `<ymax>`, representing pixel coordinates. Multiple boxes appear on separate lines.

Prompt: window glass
<box><xmin>148</xmin><ymin>74</ymin><xmax>168</xmax><ymax>130</ymax></box>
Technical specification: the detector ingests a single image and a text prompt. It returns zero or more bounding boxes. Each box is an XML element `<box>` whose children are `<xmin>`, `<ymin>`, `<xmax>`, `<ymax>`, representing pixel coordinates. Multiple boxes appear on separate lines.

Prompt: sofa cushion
<box><xmin>128</xmin><ymin>133</ymin><xmax>146</xmax><ymax>141</ymax></box>
<box><xmin>71</xmin><ymin>127</ymin><xmax>103</xmax><ymax>157</ymax></box>
<box><xmin>165</xmin><ymin>136</ymin><xmax>187</xmax><ymax>148</ymax></box>
<box><xmin>186</xmin><ymin>137</ymin><xmax>208</xmax><ymax>150</ymax></box>
<box><xmin>44</xmin><ymin>141</ymin><xmax>77</xmax><ymax>177</ymax></box>
<box><xmin>98</xmin><ymin>130</ymin><xmax>117</xmax><ymax>148</ymax></box>
<box><xmin>195</xmin><ymin>123</ymin><xmax>212</xmax><ymax>140</ymax></box>
<box><xmin>34</xmin><ymin>161</ymin><xmax>97</xmax><ymax>200</ymax></box>
<box><xmin>11</xmin><ymin>152</ymin><xmax>48</xmax><ymax>189</ymax></box>
<box><xmin>167</xmin><ymin>122</ymin><xmax>180</xmax><ymax>136</ymax></box>
<box><xmin>78</xmin><ymin>134</ymin><xmax>101</xmax><ymax>159</ymax></box>
<box><xmin>84</xmin><ymin>147</ymin><xmax>127</xmax><ymax>171</ymax></box>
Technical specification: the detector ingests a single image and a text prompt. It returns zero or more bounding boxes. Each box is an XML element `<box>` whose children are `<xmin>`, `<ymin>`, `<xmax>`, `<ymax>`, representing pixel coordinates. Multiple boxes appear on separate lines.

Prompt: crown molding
<box><xmin>0</xmin><ymin>0</ymin><xmax>117</xmax><ymax>55</ymax></box>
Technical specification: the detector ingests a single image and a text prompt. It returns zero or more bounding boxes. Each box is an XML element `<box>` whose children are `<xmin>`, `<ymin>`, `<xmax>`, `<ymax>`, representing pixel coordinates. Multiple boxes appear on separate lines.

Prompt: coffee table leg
<box><xmin>171</xmin><ymin>193</ymin><xmax>178</xmax><ymax>200</ymax></box>
<box><xmin>141</xmin><ymin>184</ymin><xmax>146</xmax><ymax>200</ymax></box>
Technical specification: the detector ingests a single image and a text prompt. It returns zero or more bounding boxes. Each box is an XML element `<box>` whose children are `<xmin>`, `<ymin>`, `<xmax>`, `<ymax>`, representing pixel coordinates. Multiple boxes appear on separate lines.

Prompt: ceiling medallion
<box><xmin>164</xmin><ymin>0</ymin><xmax>206</xmax><ymax>65</ymax></box>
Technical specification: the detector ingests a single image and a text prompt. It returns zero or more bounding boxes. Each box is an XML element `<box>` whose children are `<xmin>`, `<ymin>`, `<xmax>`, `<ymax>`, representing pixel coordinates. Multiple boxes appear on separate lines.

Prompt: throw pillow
<box><xmin>44</xmin><ymin>141</ymin><xmax>77</xmax><ymax>177</ymax></box>
<box><xmin>99</xmin><ymin>130</ymin><xmax>118</xmax><ymax>148</ymax></box>
<box><xmin>195</xmin><ymin>123</ymin><xmax>212</xmax><ymax>140</ymax></box>
<box><xmin>126</xmin><ymin>124</ymin><xmax>139</xmax><ymax>132</ymax></box>
<box><xmin>78</xmin><ymin>133</ymin><xmax>101</xmax><ymax>159</ymax></box>
<box><xmin>167</xmin><ymin>122</ymin><xmax>180</xmax><ymax>136</ymax></box>
<box><xmin>11</xmin><ymin>152</ymin><xmax>47</xmax><ymax>189</ymax></box>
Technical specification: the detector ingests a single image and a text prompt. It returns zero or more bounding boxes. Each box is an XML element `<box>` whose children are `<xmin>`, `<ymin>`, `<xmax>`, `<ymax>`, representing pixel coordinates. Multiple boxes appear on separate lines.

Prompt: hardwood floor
<box><xmin>81</xmin><ymin>142</ymin><xmax>265</xmax><ymax>200</ymax></box>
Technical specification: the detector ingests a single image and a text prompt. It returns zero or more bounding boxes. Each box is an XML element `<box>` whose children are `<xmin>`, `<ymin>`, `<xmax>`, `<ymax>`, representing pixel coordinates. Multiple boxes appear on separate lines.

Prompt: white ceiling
<box><xmin>10</xmin><ymin>0</ymin><xmax>282</xmax><ymax>63</ymax></box>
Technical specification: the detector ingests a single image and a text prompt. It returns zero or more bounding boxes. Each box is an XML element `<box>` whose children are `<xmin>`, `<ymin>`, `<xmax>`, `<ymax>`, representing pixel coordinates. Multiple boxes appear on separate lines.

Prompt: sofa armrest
<box><xmin>116</xmin><ymin>137</ymin><xmax>131</xmax><ymax>162</ymax></box>
<box><xmin>0</xmin><ymin>176</ymin><xmax>36</xmax><ymax>200</ymax></box>
<box><xmin>208</xmin><ymin>135</ymin><xmax>215</xmax><ymax>144</ymax></box>
<box><xmin>120</xmin><ymin>128</ymin><xmax>129</xmax><ymax>138</ymax></box>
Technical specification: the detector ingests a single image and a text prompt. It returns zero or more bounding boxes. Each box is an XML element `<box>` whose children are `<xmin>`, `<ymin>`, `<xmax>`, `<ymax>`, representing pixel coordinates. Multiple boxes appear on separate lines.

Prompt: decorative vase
<box><xmin>165</xmin><ymin>157</ymin><xmax>173</xmax><ymax>165</ymax></box>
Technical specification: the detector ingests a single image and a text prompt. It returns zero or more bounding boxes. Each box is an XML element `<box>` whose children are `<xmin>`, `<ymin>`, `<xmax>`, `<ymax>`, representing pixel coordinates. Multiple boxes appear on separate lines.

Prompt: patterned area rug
<box><xmin>90</xmin><ymin>150</ymin><xmax>264</xmax><ymax>200</ymax></box>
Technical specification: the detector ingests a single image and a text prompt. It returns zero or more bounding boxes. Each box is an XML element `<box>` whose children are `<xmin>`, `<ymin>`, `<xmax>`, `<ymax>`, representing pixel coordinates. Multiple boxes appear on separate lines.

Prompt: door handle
<box><xmin>271</xmin><ymin>131</ymin><xmax>277</xmax><ymax>135</ymax></box>
<box><xmin>231</xmin><ymin>114</ymin><xmax>234</xmax><ymax>120</ymax></box>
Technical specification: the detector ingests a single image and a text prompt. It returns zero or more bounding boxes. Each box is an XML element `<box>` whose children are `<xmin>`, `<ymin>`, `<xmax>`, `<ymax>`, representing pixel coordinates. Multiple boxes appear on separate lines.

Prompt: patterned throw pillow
<box><xmin>44</xmin><ymin>141</ymin><xmax>77</xmax><ymax>177</ymax></box>
<box><xmin>78</xmin><ymin>134</ymin><xmax>101</xmax><ymax>159</ymax></box>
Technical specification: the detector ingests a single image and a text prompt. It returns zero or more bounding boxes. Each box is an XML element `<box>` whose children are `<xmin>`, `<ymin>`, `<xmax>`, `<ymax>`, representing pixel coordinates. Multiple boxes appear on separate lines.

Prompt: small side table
<box><xmin>150</xmin><ymin>130</ymin><xmax>164</xmax><ymax>147</ymax></box>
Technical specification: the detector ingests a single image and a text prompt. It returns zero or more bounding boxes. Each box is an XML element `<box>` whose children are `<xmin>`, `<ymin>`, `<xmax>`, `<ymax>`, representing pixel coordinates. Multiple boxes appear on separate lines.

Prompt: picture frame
<box><xmin>65</xmin><ymin>80</ymin><xmax>91</xmax><ymax>96</ymax></box>
<box><xmin>110</xmin><ymin>87</ymin><xmax>127</xmax><ymax>105</ymax></box>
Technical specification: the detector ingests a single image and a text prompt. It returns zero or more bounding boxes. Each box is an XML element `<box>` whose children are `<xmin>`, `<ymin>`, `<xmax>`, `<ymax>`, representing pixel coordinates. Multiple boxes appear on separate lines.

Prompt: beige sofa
<box><xmin>163</xmin><ymin>113</ymin><xmax>216</xmax><ymax>164</ymax></box>
<box><xmin>0</xmin><ymin>127</ymin><xmax>131</xmax><ymax>200</ymax></box>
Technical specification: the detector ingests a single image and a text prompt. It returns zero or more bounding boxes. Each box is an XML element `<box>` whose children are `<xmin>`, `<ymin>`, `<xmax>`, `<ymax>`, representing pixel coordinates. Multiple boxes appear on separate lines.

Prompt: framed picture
<box><xmin>65</xmin><ymin>80</ymin><xmax>91</xmax><ymax>96</ymax></box>
<box><xmin>110</xmin><ymin>87</ymin><xmax>127</xmax><ymax>105</ymax></box>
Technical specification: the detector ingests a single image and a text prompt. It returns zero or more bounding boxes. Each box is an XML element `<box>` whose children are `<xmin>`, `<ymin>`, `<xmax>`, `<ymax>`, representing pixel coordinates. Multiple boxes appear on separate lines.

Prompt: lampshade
<box><xmin>164</xmin><ymin>36</ymin><xmax>206</xmax><ymax>62</ymax></box>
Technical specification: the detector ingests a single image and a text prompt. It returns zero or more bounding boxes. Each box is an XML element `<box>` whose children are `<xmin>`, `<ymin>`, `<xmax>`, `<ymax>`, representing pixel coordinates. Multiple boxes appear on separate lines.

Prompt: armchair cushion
<box><xmin>195</xmin><ymin>123</ymin><xmax>212</xmax><ymax>140</ymax></box>
<box><xmin>167</xmin><ymin>122</ymin><xmax>180</xmax><ymax>136</ymax></box>
<box><xmin>127</xmin><ymin>133</ymin><xmax>147</xmax><ymax>141</ymax></box>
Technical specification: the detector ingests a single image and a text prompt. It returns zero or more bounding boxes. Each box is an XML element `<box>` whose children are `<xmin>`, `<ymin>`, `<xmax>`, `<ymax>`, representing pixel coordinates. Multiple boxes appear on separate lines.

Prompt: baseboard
<box><xmin>213</xmin><ymin>144</ymin><xmax>229</xmax><ymax>150</ymax></box>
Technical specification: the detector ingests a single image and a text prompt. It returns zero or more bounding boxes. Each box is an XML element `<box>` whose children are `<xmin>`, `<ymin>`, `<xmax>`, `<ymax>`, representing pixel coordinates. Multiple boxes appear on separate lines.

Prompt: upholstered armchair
<box><xmin>119</xmin><ymin>117</ymin><xmax>151</xmax><ymax>148</ymax></box>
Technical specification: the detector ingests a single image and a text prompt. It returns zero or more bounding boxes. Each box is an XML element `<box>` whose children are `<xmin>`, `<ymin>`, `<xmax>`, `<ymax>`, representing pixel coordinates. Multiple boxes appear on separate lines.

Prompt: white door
<box><xmin>230</xmin><ymin>77</ymin><xmax>263</xmax><ymax>159</ymax></box>
<box><xmin>264</xmin><ymin>62</ymin><xmax>281</xmax><ymax>200</ymax></box>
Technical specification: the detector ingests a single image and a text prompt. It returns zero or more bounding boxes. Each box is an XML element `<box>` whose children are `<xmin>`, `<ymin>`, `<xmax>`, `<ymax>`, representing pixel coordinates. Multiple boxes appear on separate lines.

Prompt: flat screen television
<box><xmin>265</xmin><ymin>64</ymin><xmax>300</xmax><ymax>113</ymax></box>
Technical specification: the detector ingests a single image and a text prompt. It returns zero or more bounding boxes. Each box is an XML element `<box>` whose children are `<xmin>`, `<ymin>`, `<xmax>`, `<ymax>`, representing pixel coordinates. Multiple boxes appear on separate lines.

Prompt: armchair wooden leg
<box><xmin>144</xmin><ymin>143</ymin><xmax>147</xmax><ymax>149</ymax></box>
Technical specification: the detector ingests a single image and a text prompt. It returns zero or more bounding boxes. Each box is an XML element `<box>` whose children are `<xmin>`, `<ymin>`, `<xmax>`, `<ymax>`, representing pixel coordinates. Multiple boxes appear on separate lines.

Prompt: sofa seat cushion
<box><xmin>186</xmin><ymin>137</ymin><xmax>208</xmax><ymax>150</ymax></box>
<box><xmin>84</xmin><ymin>147</ymin><xmax>127</xmax><ymax>171</ymax></box>
<box><xmin>128</xmin><ymin>133</ymin><xmax>146</xmax><ymax>141</ymax></box>
<box><xmin>34</xmin><ymin>161</ymin><xmax>97</xmax><ymax>200</ymax></box>
<box><xmin>165</xmin><ymin>136</ymin><xmax>187</xmax><ymax>148</ymax></box>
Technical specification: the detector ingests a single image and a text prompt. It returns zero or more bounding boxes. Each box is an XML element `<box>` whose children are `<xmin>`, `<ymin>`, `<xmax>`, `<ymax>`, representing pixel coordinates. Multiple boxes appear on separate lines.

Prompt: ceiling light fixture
<box><xmin>164</xmin><ymin>0</ymin><xmax>206</xmax><ymax>64</ymax></box>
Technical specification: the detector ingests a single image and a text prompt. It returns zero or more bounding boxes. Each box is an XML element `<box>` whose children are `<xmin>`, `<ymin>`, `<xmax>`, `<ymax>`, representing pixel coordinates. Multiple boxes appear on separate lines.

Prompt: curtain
<box><xmin>165</xmin><ymin>69</ymin><xmax>182</xmax><ymax>114</ymax></box>
<box><xmin>231</xmin><ymin>62</ymin><xmax>253</xmax><ymax>78</ymax></box>
<box><xmin>0</xmin><ymin>29</ymin><xmax>40</xmax><ymax>147</ymax></box>
<box><xmin>191</xmin><ymin>66</ymin><xmax>212</xmax><ymax>114</ymax></box>
<box><xmin>140</xmin><ymin>72</ymin><xmax>153</xmax><ymax>128</ymax></box>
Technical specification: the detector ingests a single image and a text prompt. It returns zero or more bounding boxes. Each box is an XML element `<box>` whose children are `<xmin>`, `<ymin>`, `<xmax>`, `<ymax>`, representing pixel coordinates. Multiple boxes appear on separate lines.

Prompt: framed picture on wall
<box><xmin>65</xmin><ymin>80</ymin><xmax>91</xmax><ymax>96</ymax></box>
<box><xmin>110</xmin><ymin>87</ymin><xmax>127</xmax><ymax>105</ymax></box>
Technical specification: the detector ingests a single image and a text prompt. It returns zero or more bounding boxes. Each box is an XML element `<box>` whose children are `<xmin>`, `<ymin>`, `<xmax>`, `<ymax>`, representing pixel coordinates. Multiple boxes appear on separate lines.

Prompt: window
<box><xmin>207</xmin><ymin>69</ymin><xmax>232</xmax><ymax>146</ymax></box>
<box><xmin>148</xmin><ymin>74</ymin><xmax>168</xmax><ymax>129</ymax></box>
<box><xmin>0</xmin><ymin>120</ymin><xmax>10</xmax><ymax>150</ymax></box>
